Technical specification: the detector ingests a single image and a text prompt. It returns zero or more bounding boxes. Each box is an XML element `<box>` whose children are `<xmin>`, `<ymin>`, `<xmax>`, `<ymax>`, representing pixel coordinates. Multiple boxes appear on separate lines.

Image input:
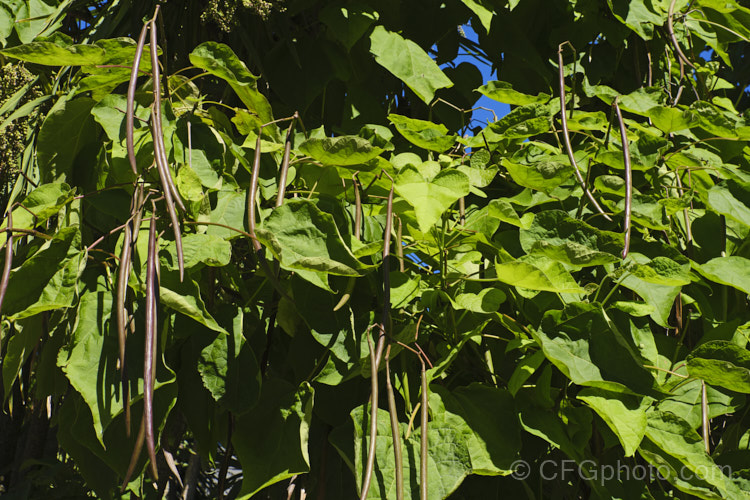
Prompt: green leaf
<box><xmin>233</xmin><ymin>380</ymin><xmax>314</xmax><ymax>499</ymax></box>
<box><xmin>298</xmin><ymin>135</ymin><xmax>384</xmax><ymax>165</ymax></box>
<box><xmin>319</xmin><ymin>3</ymin><xmax>379</xmax><ymax>50</ymax></box>
<box><xmin>395</xmin><ymin>167</ymin><xmax>470</xmax><ymax>232</ymax></box>
<box><xmin>620</xmin><ymin>273</ymin><xmax>681</xmax><ymax>328</ymax></box>
<box><xmin>706</xmin><ymin>180</ymin><xmax>750</xmax><ymax>227</ymax></box>
<box><xmin>344</xmin><ymin>403</ymin><xmax>472</xmax><ymax>499</ymax></box>
<box><xmin>57</xmin><ymin>290</ymin><xmax>116</xmax><ymax>444</ymax></box>
<box><xmin>208</xmin><ymin>188</ymin><xmax>246</xmax><ymax>240</ymax></box>
<box><xmin>687</xmin><ymin>341</ymin><xmax>750</xmax><ymax>393</ymax></box>
<box><xmin>164</xmin><ymin>233</ymin><xmax>231</xmax><ymax>270</ymax></box>
<box><xmin>502</xmin><ymin>158</ymin><xmax>573</xmax><ymax>192</ymax></box>
<box><xmin>2</xmin><ymin>316</ymin><xmax>44</xmax><ymax>400</ymax></box>
<box><xmin>488</xmin><ymin>103</ymin><xmax>551</xmax><ymax>139</ymax></box>
<box><xmin>198</xmin><ymin>306</ymin><xmax>261</xmax><ymax>413</ymax></box>
<box><xmin>696</xmin><ymin>256</ymin><xmax>750</xmax><ymax>295</ymax></box>
<box><xmin>534</xmin><ymin>303</ymin><xmax>657</xmax><ymax>395</ymax></box>
<box><xmin>37</xmin><ymin>97</ymin><xmax>98</xmax><ymax>182</ymax></box>
<box><xmin>475</xmin><ymin>81</ymin><xmax>550</xmax><ymax>106</ymax></box>
<box><xmin>606</xmin><ymin>0</ymin><xmax>665</xmax><ymax>39</ymax></box>
<box><xmin>578</xmin><ymin>389</ymin><xmax>648</xmax><ymax>456</ymax></box>
<box><xmin>630</xmin><ymin>256</ymin><xmax>691</xmax><ymax>286</ymax></box>
<box><xmin>3</xmin><ymin>226</ymin><xmax>84</xmax><ymax>319</ymax></box>
<box><xmin>369</xmin><ymin>25</ymin><xmax>453</xmax><ymax>104</ymax></box>
<box><xmin>648</xmin><ymin>105</ymin><xmax>692</xmax><ymax>133</ymax></box>
<box><xmin>461</xmin><ymin>0</ymin><xmax>494</xmax><ymax>32</ymax></box>
<box><xmin>495</xmin><ymin>255</ymin><xmax>584</xmax><ymax>294</ymax></box>
<box><xmin>0</xmin><ymin>182</ymin><xmax>74</xmax><ymax>245</ymax></box>
<box><xmin>189</xmin><ymin>42</ymin><xmax>273</xmax><ymax>124</ymax></box>
<box><xmin>432</xmin><ymin>384</ymin><xmax>521</xmax><ymax>475</ymax></box>
<box><xmin>387</xmin><ymin>114</ymin><xmax>457</xmax><ymax>152</ymax></box>
<box><xmin>639</xmin><ymin>411</ymin><xmax>743</xmax><ymax>498</ymax></box>
<box><xmin>519</xmin><ymin>210</ymin><xmax>623</xmax><ymax>266</ymax></box>
<box><xmin>159</xmin><ymin>270</ymin><xmax>227</xmax><ymax>334</ymax></box>
<box><xmin>257</xmin><ymin>199</ymin><xmax>375</xmax><ymax>284</ymax></box>
<box><xmin>452</xmin><ymin>288</ymin><xmax>506</xmax><ymax>313</ymax></box>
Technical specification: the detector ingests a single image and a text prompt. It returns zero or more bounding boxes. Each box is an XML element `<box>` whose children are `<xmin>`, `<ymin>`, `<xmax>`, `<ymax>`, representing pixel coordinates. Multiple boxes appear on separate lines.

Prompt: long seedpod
<box><xmin>149</xmin><ymin>9</ymin><xmax>184</xmax><ymax>281</ymax></box>
<box><xmin>333</xmin><ymin>173</ymin><xmax>361</xmax><ymax>312</ymax></box>
<box><xmin>144</xmin><ymin>211</ymin><xmax>159</xmax><ymax>480</ymax></box>
<box><xmin>116</xmin><ymin>183</ymin><xmax>144</xmax><ymax>435</ymax></box>
<box><xmin>275</xmin><ymin>115</ymin><xmax>296</xmax><ymax>207</ymax></box>
<box><xmin>361</xmin><ymin>332</ymin><xmax>380</xmax><ymax>500</ymax></box>
<box><xmin>557</xmin><ymin>43</ymin><xmax>612</xmax><ymax>222</ymax></box>
<box><xmin>121</xmin><ymin>417</ymin><xmax>146</xmax><ymax>491</ymax></box>
<box><xmin>360</xmin><ymin>177</ymin><xmax>394</xmax><ymax>500</ymax></box>
<box><xmin>126</xmin><ymin>20</ymin><xmax>151</xmax><ymax>175</ymax></box>
<box><xmin>420</xmin><ymin>360</ymin><xmax>428</xmax><ymax>500</ymax></box>
<box><xmin>385</xmin><ymin>347</ymin><xmax>404</xmax><ymax>500</ymax></box>
<box><xmin>247</xmin><ymin>133</ymin><xmax>263</xmax><ymax>253</ymax></box>
<box><xmin>613</xmin><ymin>101</ymin><xmax>632</xmax><ymax>259</ymax></box>
<box><xmin>0</xmin><ymin>209</ymin><xmax>13</xmax><ymax>352</ymax></box>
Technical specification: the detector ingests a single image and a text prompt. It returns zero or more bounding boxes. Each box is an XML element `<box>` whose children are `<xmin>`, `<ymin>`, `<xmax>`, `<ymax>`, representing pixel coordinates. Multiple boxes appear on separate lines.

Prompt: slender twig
<box><xmin>126</xmin><ymin>20</ymin><xmax>151</xmax><ymax>175</ymax></box>
<box><xmin>276</xmin><ymin>113</ymin><xmax>297</xmax><ymax>207</ymax></box>
<box><xmin>144</xmin><ymin>209</ymin><xmax>159</xmax><ymax>480</ymax></box>
<box><xmin>385</xmin><ymin>346</ymin><xmax>404</xmax><ymax>500</ymax></box>
<box><xmin>0</xmin><ymin>209</ymin><xmax>13</xmax><ymax>353</ymax></box>
<box><xmin>558</xmin><ymin>42</ymin><xmax>612</xmax><ymax>222</ymax></box>
<box><xmin>420</xmin><ymin>359</ymin><xmax>428</xmax><ymax>500</ymax></box>
<box><xmin>613</xmin><ymin>100</ymin><xmax>632</xmax><ymax>258</ymax></box>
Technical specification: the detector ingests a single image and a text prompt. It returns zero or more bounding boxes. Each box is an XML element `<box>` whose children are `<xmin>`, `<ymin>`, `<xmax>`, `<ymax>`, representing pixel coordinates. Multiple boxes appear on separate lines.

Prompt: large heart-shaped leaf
<box><xmin>395</xmin><ymin>167</ymin><xmax>470</xmax><ymax>232</ymax></box>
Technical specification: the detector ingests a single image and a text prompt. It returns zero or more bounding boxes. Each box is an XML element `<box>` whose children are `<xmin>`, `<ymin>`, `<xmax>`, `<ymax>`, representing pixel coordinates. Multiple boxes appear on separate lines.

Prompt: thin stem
<box><xmin>558</xmin><ymin>42</ymin><xmax>612</xmax><ymax>222</ymax></box>
<box><xmin>121</xmin><ymin>417</ymin><xmax>146</xmax><ymax>492</ymax></box>
<box><xmin>385</xmin><ymin>346</ymin><xmax>404</xmax><ymax>500</ymax></box>
<box><xmin>613</xmin><ymin>100</ymin><xmax>632</xmax><ymax>259</ymax></box>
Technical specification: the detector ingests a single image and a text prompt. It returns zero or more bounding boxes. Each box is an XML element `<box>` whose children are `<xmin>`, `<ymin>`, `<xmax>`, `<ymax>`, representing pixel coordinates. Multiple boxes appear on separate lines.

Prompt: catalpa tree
<box><xmin>1</xmin><ymin>1</ymin><xmax>750</xmax><ymax>499</ymax></box>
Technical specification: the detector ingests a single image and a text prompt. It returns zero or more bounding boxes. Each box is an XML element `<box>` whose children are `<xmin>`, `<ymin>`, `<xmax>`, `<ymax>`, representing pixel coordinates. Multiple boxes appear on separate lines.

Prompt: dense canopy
<box><xmin>2</xmin><ymin>1</ymin><xmax>750</xmax><ymax>499</ymax></box>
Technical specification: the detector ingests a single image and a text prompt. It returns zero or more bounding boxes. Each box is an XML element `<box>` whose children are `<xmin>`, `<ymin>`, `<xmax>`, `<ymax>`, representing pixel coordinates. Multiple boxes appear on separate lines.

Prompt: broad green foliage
<box><xmin>2</xmin><ymin>1</ymin><xmax>750</xmax><ymax>499</ymax></box>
